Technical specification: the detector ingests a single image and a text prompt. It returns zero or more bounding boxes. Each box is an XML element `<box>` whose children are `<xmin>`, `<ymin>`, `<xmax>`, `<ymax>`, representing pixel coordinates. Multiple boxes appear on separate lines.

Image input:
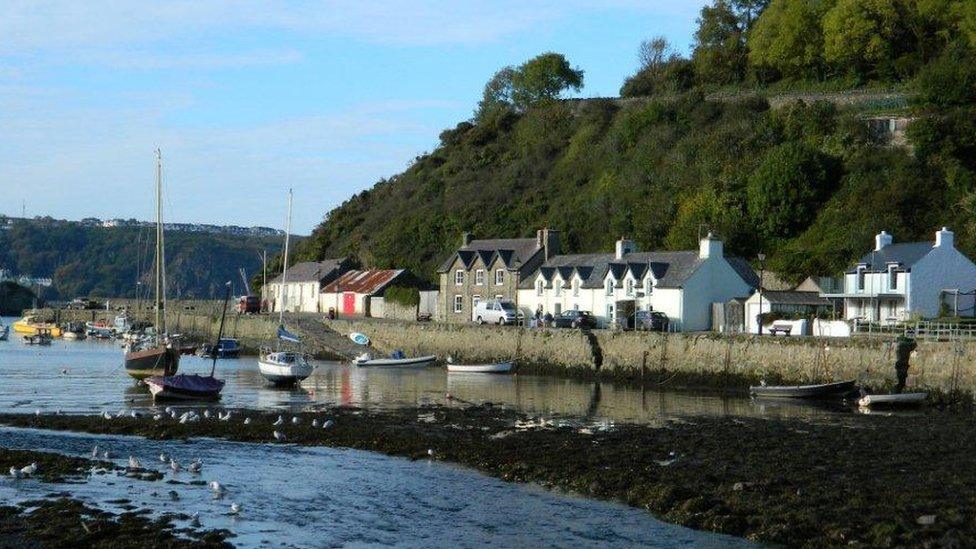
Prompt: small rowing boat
<box><xmin>353</xmin><ymin>352</ymin><xmax>436</xmax><ymax>368</ymax></box>
<box><xmin>13</xmin><ymin>316</ymin><xmax>62</xmax><ymax>338</ymax></box>
<box><xmin>446</xmin><ymin>362</ymin><xmax>513</xmax><ymax>374</ymax></box>
<box><xmin>749</xmin><ymin>380</ymin><xmax>856</xmax><ymax>399</ymax></box>
<box><xmin>349</xmin><ymin>332</ymin><xmax>370</xmax><ymax>346</ymax></box>
<box><xmin>858</xmin><ymin>392</ymin><xmax>927</xmax><ymax>408</ymax></box>
<box><xmin>146</xmin><ymin>374</ymin><xmax>225</xmax><ymax>401</ymax></box>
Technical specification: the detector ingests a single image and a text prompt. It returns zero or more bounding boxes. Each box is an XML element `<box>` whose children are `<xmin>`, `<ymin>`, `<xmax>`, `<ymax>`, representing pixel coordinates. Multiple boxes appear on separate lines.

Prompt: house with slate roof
<box><xmin>437</xmin><ymin>229</ymin><xmax>559</xmax><ymax>322</ymax></box>
<box><xmin>264</xmin><ymin>258</ymin><xmax>354</xmax><ymax>313</ymax></box>
<box><xmin>821</xmin><ymin>228</ymin><xmax>976</xmax><ymax>321</ymax></box>
<box><xmin>518</xmin><ymin>234</ymin><xmax>759</xmax><ymax>331</ymax></box>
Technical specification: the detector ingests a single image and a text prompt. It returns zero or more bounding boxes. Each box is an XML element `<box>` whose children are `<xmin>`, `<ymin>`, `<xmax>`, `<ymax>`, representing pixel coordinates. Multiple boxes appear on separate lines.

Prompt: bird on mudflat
<box><xmin>243</xmin><ymin>417</ymin><xmax>251</xmax><ymax>425</ymax></box>
<box><xmin>187</xmin><ymin>460</ymin><xmax>202</xmax><ymax>474</ymax></box>
<box><xmin>311</xmin><ymin>419</ymin><xmax>319</xmax><ymax>428</ymax></box>
<box><xmin>229</xmin><ymin>502</ymin><xmax>241</xmax><ymax>515</ymax></box>
<box><xmin>322</xmin><ymin>419</ymin><xmax>334</xmax><ymax>429</ymax></box>
<box><xmin>91</xmin><ymin>445</ymin><xmax>100</xmax><ymax>459</ymax></box>
<box><xmin>128</xmin><ymin>456</ymin><xmax>141</xmax><ymax>469</ymax></box>
<box><xmin>272</xmin><ymin>416</ymin><xmax>284</xmax><ymax>426</ymax></box>
<box><xmin>190</xmin><ymin>512</ymin><xmax>201</xmax><ymax>527</ymax></box>
<box><xmin>102</xmin><ymin>412</ymin><xmax>113</xmax><ymax>420</ymax></box>
<box><xmin>20</xmin><ymin>463</ymin><xmax>37</xmax><ymax>476</ymax></box>
<box><xmin>169</xmin><ymin>459</ymin><xmax>181</xmax><ymax>472</ymax></box>
<box><xmin>208</xmin><ymin>480</ymin><xmax>223</xmax><ymax>493</ymax></box>
<box><xmin>273</xmin><ymin>430</ymin><xmax>286</xmax><ymax>441</ymax></box>
<box><xmin>9</xmin><ymin>467</ymin><xmax>22</xmax><ymax>479</ymax></box>
<box><xmin>203</xmin><ymin>410</ymin><xmax>212</xmax><ymax>419</ymax></box>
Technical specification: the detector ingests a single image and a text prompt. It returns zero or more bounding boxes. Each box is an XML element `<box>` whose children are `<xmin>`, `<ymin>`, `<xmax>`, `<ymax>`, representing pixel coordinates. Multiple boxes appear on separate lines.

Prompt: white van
<box><xmin>473</xmin><ymin>299</ymin><xmax>518</xmax><ymax>325</ymax></box>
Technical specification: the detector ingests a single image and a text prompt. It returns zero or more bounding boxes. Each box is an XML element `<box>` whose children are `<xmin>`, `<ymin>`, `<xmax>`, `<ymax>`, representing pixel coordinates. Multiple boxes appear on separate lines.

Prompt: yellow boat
<box><xmin>12</xmin><ymin>316</ymin><xmax>63</xmax><ymax>338</ymax></box>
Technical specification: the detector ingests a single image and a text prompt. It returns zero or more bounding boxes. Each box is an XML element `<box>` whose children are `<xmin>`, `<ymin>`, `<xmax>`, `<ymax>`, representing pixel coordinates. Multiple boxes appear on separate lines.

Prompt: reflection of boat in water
<box><xmin>23</xmin><ymin>330</ymin><xmax>54</xmax><ymax>345</ymax></box>
<box><xmin>13</xmin><ymin>316</ymin><xmax>62</xmax><ymax>338</ymax></box>
<box><xmin>749</xmin><ymin>380</ymin><xmax>856</xmax><ymax>399</ymax></box>
<box><xmin>750</xmin><ymin>395</ymin><xmax>852</xmax><ymax>414</ymax></box>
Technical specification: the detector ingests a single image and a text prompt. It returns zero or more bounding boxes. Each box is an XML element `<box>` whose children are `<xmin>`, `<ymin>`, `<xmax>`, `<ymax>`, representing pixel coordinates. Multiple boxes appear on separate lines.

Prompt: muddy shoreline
<box><xmin>3</xmin><ymin>406</ymin><xmax>976</xmax><ymax>546</ymax></box>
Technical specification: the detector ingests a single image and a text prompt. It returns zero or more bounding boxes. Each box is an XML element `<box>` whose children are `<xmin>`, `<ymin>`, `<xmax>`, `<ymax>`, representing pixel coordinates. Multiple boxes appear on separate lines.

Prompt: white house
<box><xmin>822</xmin><ymin>228</ymin><xmax>976</xmax><ymax>321</ymax></box>
<box><xmin>516</xmin><ymin>234</ymin><xmax>758</xmax><ymax>331</ymax></box>
<box><xmin>264</xmin><ymin>258</ymin><xmax>352</xmax><ymax>313</ymax></box>
<box><xmin>742</xmin><ymin>290</ymin><xmax>832</xmax><ymax>335</ymax></box>
<box><xmin>320</xmin><ymin>269</ymin><xmax>426</xmax><ymax>317</ymax></box>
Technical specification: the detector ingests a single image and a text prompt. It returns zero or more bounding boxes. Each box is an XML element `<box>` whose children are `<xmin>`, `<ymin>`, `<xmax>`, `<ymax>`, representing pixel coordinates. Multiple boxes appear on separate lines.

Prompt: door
<box><xmin>343</xmin><ymin>293</ymin><xmax>356</xmax><ymax>315</ymax></box>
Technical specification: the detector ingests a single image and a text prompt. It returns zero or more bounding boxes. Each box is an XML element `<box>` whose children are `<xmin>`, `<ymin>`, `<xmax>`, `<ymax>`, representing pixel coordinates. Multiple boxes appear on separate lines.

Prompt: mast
<box><xmin>154</xmin><ymin>149</ymin><xmax>163</xmax><ymax>338</ymax></box>
<box><xmin>278</xmin><ymin>189</ymin><xmax>292</xmax><ymax>327</ymax></box>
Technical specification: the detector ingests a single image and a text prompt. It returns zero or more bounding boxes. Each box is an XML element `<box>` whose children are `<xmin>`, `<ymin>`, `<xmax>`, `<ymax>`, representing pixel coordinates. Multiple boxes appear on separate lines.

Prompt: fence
<box><xmin>852</xmin><ymin>319</ymin><xmax>976</xmax><ymax>341</ymax></box>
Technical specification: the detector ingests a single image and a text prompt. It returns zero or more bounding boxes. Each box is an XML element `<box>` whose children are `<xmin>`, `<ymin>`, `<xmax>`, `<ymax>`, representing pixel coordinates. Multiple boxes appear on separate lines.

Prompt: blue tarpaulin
<box><xmin>277</xmin><ymin>325</ymin><xmax>301</xmax><ymax>343</ymax></box>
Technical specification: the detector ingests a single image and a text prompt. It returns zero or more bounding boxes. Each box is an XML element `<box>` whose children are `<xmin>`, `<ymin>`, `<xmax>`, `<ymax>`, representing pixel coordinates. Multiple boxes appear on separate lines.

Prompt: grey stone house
<box><xmin>436</xmin><ymin>229</ymin><xmax>560</xmax><ymax>322</ymax></box>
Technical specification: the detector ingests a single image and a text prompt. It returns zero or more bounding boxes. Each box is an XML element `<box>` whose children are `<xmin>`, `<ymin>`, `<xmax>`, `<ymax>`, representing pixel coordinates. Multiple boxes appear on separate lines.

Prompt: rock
<box><xmin>732</xmin><ymin>482</ymin><xmax>745</xmax><ymax>491</ymax></box>
<box><xmin>917</xmin><ymin>515</ymin><xmax>936</xmax><ymax>526</ymax></box>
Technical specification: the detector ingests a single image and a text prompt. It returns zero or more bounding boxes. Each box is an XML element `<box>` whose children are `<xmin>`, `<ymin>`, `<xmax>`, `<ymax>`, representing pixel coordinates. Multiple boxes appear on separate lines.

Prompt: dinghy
<box><xmin>749</xmin><ymin>380</ymin><xmax>856</xmax><ymax>399</ymax></box>
<box><xmin>353</xmin><ymin>352</ymin><xmax>436</xmax><ymax>368</ymax></box>
<box><xmin>858</xmin><ymin>392</ymin><xmax>927</xmax><ymax>408</ymax></box>
<box><xmin>349</xmin><ymin>332</ymin><xmax>370</xmax><ymax>346</ymax></box>
<box><xmin>0</xmin><ymin>322</ymin><xmax>8</xmax><ymax>341</ymax></box>
<box><xmin>446</xmin><ymin>361</ymin><xmax>513</xmax><ymax>374</ymax></box>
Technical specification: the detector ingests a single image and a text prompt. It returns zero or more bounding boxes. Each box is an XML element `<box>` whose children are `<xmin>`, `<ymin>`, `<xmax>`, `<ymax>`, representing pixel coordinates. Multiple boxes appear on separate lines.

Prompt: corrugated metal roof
<box><xmin>321</xmin><ymin>269</ymin><xmax>404</xmax><ymax>294</ymax></box>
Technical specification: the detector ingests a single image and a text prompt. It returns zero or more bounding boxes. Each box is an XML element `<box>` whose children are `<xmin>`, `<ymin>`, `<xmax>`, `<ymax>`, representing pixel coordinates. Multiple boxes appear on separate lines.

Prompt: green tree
<box><xmin>823</xmin><ymin>0</ymin><xmax>907</xmax><ymax>78</ymax></box>
<box><xmin>913</xmin><ymin>41</ymin><xmax>976</xmax><ymax>106</ymax></box>
<box><xmin>747</xmin><ymin>143</ymin><xmax>839</xmax><ymax>238</ymax></box>
<box><xmin>620</xmin><ymin>37</ymin><xmax>694</xmax><ymax>97</ymax></box>
<box><xmin>476</xmin><ymin>67</ymin><xmax>517</xmax><ymax>119</ymax></box>
<box><xmin>693</xmin><ymin>1</ymin><xmax>750</xmax><ymax>85</ymax></box>
<box><xmin>665</xmin><ymin>187</ymin><xmax>747</xmax><ymax>250</ymax></box>
<box><xmin>476</xmin><ymin>53</ymin><xmax>583</xmax><ymax>118</ymax></box>
<box><xmin>748</xmin><ymin>0</ymin><xmax>835</xmax><ymax>79</ymax></box>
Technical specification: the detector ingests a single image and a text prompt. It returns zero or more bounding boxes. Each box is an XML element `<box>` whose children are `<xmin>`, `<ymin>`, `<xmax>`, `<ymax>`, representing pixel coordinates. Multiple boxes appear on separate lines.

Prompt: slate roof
<box><xmin>269</xmin><ymin>259</ymin><xmax>346</xmax><ymax>284</ymax></box>
<box><xmin>437</xmin><ymin>238</ymin><xmax>542</xmax><ymax>273</ymax></box>
<box><xmin>321</xmin><ymin>269</ymin><xmax>404</xmax><ymax>295</ymax></box>
<box><xmin>518</xmin><ymin>250</ymin><xmax>757</xmax><ymax>290</ymax></box>
<box><xmin>757</xmin><ymin>290</ymin><xmax>831</xmax><ymax>306</ymax></box>
<box><xmin>852</xmin><ymin>242</ymin><xmax>934</xmax><ymax>272</ymax></box>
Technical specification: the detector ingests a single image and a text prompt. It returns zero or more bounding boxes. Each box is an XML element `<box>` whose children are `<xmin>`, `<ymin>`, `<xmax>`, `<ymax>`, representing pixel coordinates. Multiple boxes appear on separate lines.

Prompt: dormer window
<box><xmin>625</xmin><ymin>278</ymin><xmax>634</xmax><ymax>296</ymax></box>
<box><xmin>605</xmin><ymin>278</ymin><xmax>614</xmax><ymax>296</ymax></box>
<box><xmin>536</xmin><ymin>279</ymin><xmax>544</xmax><ymax>297</ymax></box>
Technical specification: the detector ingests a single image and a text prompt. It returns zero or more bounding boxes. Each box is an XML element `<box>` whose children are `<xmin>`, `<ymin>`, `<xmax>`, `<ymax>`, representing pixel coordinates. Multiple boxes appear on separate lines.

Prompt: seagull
<box><xmin>91</xmin><ymin>445</ymin><xmax>100</xmax><ymax>459</ymax></box>
<box><xmin>229</xmin><ymin>502</ymin><xmax>241</xmax><ymax>515</ymax></box>
<box><xmin>102</xmin><ymin>412</ymin><xmax>113</xmax><ymax>420</ymax></box>
<box><xmin>153</xmin><ymin>414</ymin><xmax>163</xmax><ymax>421</ymax></box>
<box><xmin>165</xmin><ymin>406</ymin><xmax>174</xmax><ymax>414</ymax></box>
<box><xmin>427</xmin><ymin>448</ymin><xmax>435</xmax><ymax>457</ymax></box>
<box><xmin>243</xmin><ymin>417</ymin><xmax>251</xmax><ymax>425</ymax></box>
<box><xmin>208</xmin><ymin>481</ymin><xmax>224</xmax><ymax>493</ymax></box>
<box><xmin>60</xmin><ymin>368</ymin><xmax>68</xmax><ymax>375</ymax></box>
<box><xmin>159</xmin><ymin>453</ymin><xmax>168</xmax><ymax>463</ymax></box>
<box><xmin>102</xmin><ymin>450</ymin><xmax>112</xmax><ymax>459</ymax></box>
<box><xmin>203</xmin><ymin>410</ymin><xmax>212</xmax><ymax>419</ymax></box>
<box><xmin>128</xmin><ymin>456</ymin><xmax>141</xmax><ymax>469</ymax></box>
<box><xmin>187</xmin><ymin>460</ymin><xmax>202</xmax><ymax>474</ymax></box>
<box><xmin>20</xmin><ymin>463</ymin><xmax>37</xmax><ymax>476</ymax></box>
<box><xmin>322</xmin><ymin>419</ymin><xmax>334</xmax><ymax>429</ymax></box>
<box><xmin>272</xmin><ymin>416</ymin><xmax>284</xmax><ymax>426</ymax></box>
<box><xmin>273</xmin><ymin>430</ymin><xmax>286</xmax><ymax>441</ymax></box>
<box><xmin>179</xmin><ymin>414</ymin><xmax>191</xmax><ymax>424</ymax></box>
<box><xmin>130</xmin><ymin>411</ymin><xmax>139</xmax><ymax>418</ymax></box>
<box><xmin>291</xmin><ymin>416</ymin><xmax>300</xmax><ymax>425</ymax></box>
<box><xmin>9</xmin><ymin>467</ymin><xmax>22</xmax><ymax>479</ymax></box>
<box><xmin>116</xmin><ymin>409</ymin><xmax>127</xmax><ymax>419</ymax></box>
<box><xmin>218</xmin><ymin>411</ymin><xmax>231</xmax><ymax>421</ymax></box>
<box><xmin>55</xmin><ymin>409</ymin><xmax>61</xmax><ymax>416</ymax></box>
<box><xmin>311</xmin><ymin>419</ymin><xmax>319</xmax><ymax>428</ymax></box>
<box><xmin>190</xmin><ymin>512</ymin><xmax>201</xmax><ymax>527</ymax></box>
<box><xmin>169</xmin><ymin>459</ymin><xmax>181</xmax><ymax>472</ymax></box>
<box><xmin>34</xmin><ymin>409</ymin><xmax>41</xmax><ymax>416</ymax></box>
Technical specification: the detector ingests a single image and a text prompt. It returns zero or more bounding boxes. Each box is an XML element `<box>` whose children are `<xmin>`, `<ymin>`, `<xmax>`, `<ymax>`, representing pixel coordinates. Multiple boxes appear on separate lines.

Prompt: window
<box><xmin>495</xmin><ymin>269</ymin><xmax>505</xmax><ymax>285</ymax></box>
<box><xmin>888</xmin><ymin>266</ymin><xmax>898</xmax><ymax>290</ymax></box>
<box><xmin>625</xmin><ymin>278</ymin><xmax>634</xmax><ymax>297</ymax></box>
<box><xmin>572</xmin><ymin>279</ymin><xmax>580</xmax><ymax>297</ymax></box>
<box><xmin>856</xmin><ymin>267</ymin><xmax>865</xmax><ymax>291</ymax></box>
<box><xmin>555</xmin><ymin>303</ymin><xmax>562</xmax><ymax>315</ymax></box>
<box><xmin>475</xmin><ymin>269</ymin><xmax>485</xmax><ymax>285</ymax></box>
<box><xmin>453</xmin><ymin>295</ymin><xmax>463</xmax><ymax>313</ymax></box>
<box><xmin>455</xmin><ymin>270</ymin><xmax>464</xmax><ymax>286</ymax></box>
<box><xmin>645</xmin><ymin>278</ymin><xmax>652</xmax><ymax>296</ymax></box>
<box><xmin>472</xmin><ymin>295</ymin><xmax>481</xmax><ymax>311</ymax></box>
<box><xmin>606</xmin><ymin>304</ymin><xmax>614</xmax><ymax>322</ymax></box>
<box><xmin>554</xmin><ymin>280</ymin><xmax>562</xmax><ymax>297</ymax></box>
<box><xmin>605</xmin><ymin>278</ymin><xmax>614</xmax><ymax>296</ymax></box>
<box><xmin>536</xmin><ymin>279</ymin><xmax>544</xmax><ymax>296</ymax></box>
<box><xmin>495</xmin><ymin>294</ymin><xmax>503</xmax><ymax>300</ymax></box>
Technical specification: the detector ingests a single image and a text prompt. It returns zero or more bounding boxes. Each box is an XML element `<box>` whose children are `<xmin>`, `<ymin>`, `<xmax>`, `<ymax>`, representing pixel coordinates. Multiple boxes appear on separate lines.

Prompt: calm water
<box><xmin>0</xmin><ymin>318</ymin><xmax>841</xmax><ymax>422</ymax></box>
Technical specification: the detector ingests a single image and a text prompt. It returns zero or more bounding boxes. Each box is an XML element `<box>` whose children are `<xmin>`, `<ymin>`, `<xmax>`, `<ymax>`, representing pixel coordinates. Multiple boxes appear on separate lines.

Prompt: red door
<box><xmin>343</xmin><ymin>293</ymin><xmax>356</xmax><ymax>315</ymax></box>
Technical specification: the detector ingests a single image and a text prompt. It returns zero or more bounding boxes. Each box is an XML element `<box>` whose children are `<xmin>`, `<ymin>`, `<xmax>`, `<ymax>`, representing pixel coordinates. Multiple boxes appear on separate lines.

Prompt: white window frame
<box><xmin>455</xmin><ymin>269</ymin><xmax>464</xmax><ymax>286</ymax></box>
<box><xmin>494</xmin><ymin>294</ymin><xmax>504</xmax><ymax>300</ymax></box>
<box><xmin>475</xmin><ymin>269</ymin><xmax>485</xmax><ymax>286</ymax></box>
<box><xmin>605</xmin><ymin>278</ymin><xmax>614</xmax><ymax>297</ymax></box>
<box><xmin>472</xmin><ymin>295</ymin><xmax>481</xmax><ymax>311</ymax></box>
<box><xmin>625</xmin><ymin>278</ymin><xmax>634</xmax><ymax>297</ymax></box>
<box><xmin>645</xmin><ymin>277</ymin><xmax>653</xmax><ymax>296</ymax></box>
<box><xmin>494</xmin><ymin>269</ymin><xmax>505</xmax><ymax>285</ymax></box>
<box><xmin>888</xmin><ymin>265</ymin><xmax>897</xmax><ymax>290</ymax></box>
<box><xmin>572</xmin><ymin>278</ymin><xmax>580</xmax><ymax>297</ymax></box>
<box><xmin>856</xmin><ymin>267</ymin><xmax>865</xmax><ymax>292</ymax></box>
<box><xmin>554</xmin><ymin>279</ymin><xmax>562</xmax><ymax>297</ymax></box>
<box><xmin>536</xmin><ymin>279</ymin><xmax>544</xmax><ymax>297</ymax></box>
<box><xmin>453</xmin><ymin>295</ymin><xmax>463</xmax><ymax>313</ymax></box>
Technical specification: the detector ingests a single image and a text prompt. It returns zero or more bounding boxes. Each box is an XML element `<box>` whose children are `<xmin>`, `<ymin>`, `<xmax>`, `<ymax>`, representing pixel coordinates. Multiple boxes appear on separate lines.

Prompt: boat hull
<box><xmin>447</xmin><ymin>362</ymin><xmax>513</xmax><ymax>374</ymax></box>
<box><xmin>258</xmin><ymin>356</ymin><xmax>313</xmax><ymax>385</ymax></box>
<box><xmin>124</xmin><ymin>346</ymin><xmax>180</xmax><ymax>380</ymax></box>
<box><xmin>146</xmin><ymin>374</ymin><xmax>224</xmax><ymax>401</ymax></box>
<box><xmin>858</xmin><ymin>392</ymin><xmax>927</xmax><ymax>407</ymax></box>
<box><xmin>12</xmin><ymin>321</ymin><xmax>62</xmax><ymax>338</ymax></box>
<box><xmin>353</xmin><ymin>355</ymin><xmax>437</xmax><ymax>368</ymax></box>
<box><xmin>749</xmin><ymin>380</ymin><xmax>856</xmax><ymax>399</ymax></box>
<box><xmin>0</xmin><ymin>326</ymin><xmax>8</xmax><ymax>341</ymax></box>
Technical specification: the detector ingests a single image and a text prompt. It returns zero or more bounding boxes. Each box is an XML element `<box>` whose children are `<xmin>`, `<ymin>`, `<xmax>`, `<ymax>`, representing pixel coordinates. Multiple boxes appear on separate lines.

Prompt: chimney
<box><xmin>699</xmin><ymin>232</ymin><xmax>722</xmax><ymax>259</ymax></box>
<box><xmin>615</xmin><ymin>237</ymin><xmax>636</xmax><ymax>260</ymax></box>
<box><xmin>461</xmin><ymin>232</ymin><xmax>473</xmax><ymax>247</ymax></box>
<box><xmin>935</xmin><ymin>226</ymin><xmax>954</xmax><ymax>248</ymax></box>
<box><xmin>875</xmin><ymin>230</ymin><xmax>892</xmax><ymax>251</ymax></box>
<box><xmin>541</xmin><ymin>228</ymin><xmax>560</xmax><ymax>261</ymax></box>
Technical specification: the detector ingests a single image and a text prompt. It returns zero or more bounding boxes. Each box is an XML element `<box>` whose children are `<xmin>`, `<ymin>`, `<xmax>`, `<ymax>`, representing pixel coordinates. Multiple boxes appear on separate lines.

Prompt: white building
<box><xmin>516</xmin><ymin>234</ymin><xmax>758</xmax><ymax>331</ymax></box>
<box><xmin>822</xmin><ymin>228</ymin><xmax>976</xmax><ymax>321</ymax></box>
<box><xmin>264</xmin><ymin>258</ymin><xmax>352</xmax><ymax>313</ymax></box>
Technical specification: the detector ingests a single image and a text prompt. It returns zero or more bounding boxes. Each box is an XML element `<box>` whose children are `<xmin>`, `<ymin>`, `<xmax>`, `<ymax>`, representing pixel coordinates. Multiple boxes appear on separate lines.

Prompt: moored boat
<box><xmin>12</xmin><ymin>316</ymin><xmax>62</xmax><ymax>338</ymax></box>
<box><xmin>447</xmin><ymin>361</ymin><xmax>513</xmax><ymax>374</ymax></box>
<box><xmin>353</xmin><ymin>352</ymin><xmax>437</xmax><ymax>368</ymax></box>
<box><xmin>858</xmin><ymin>392</ymin><xmax>927</xmax><ymax>408</ymax></box>
<box><xmin>0</xmin><ymin>322</ymin><xmax>8</xmax><ymax>341</ymax></box>
<box><xmin>146</xmin><ymin>373</ymin><xmax>226</xmax><ymax>400</ymax></box>
<box><xmin>749</xmin><ymin>380</ymin><xmax>856</xmax><ymax>399</ymax></box>
<box><xmin>23</xmin><ymin>330</ymin><xmax>53</xmax><ymax>345</ymax></box>
<box><xmin>200</xmin><ymin>337</ymin><xmax>241</xmax><ymax>358</ymax></box>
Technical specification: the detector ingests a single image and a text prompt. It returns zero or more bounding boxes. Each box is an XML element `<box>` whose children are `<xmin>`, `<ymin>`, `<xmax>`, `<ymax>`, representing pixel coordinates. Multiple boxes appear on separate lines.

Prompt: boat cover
<box><xmin>151</xmin><ymin>374</ymin><xmax>225</xmax><ymax>393</ymax></box>
<box><xmin>277</xmin><ymin>325</ymin><xmax>301</xmax><ymax>343</ymax></box>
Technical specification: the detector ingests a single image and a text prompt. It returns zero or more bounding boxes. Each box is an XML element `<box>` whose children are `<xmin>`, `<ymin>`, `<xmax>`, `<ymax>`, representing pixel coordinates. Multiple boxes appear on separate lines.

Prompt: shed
<box><xmin>320</xmin><ymin>269</ymin><xmax>426</xmax><ymax>318</ymax></box>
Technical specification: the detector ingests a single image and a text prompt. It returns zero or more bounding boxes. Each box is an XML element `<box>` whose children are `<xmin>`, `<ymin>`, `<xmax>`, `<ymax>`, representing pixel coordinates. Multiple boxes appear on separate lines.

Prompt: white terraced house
<box><xmin>517</xmin><ymin>234</ymin><xmax>758</xmax><ymax>331</ymax></box>
<box><xmin>822</xmin><ymin>228</ymin><xmax>976</xmax><ymax>322</ymax></box>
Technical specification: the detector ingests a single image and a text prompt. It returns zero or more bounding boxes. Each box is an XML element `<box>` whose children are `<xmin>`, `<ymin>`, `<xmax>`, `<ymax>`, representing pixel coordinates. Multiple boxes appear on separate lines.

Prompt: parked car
<box><xmin>473</xmin><ymin>299</ymin><xmax>518</xmax><ymax>325</ymax></box>
<box><xmin>551</xmin><ymin>310</ymin><xmax>597</xmax><ymax>329</ymax></box>
<box><xmin>636</xmin><ymin>310</ymin><xmax>669</xmax><ymax>332</ymax></box>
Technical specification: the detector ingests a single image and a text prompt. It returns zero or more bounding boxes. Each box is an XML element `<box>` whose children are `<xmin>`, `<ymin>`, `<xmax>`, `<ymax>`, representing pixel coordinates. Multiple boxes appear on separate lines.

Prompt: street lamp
<box><xmin>757</xmin><ymin>253</ymin><xmax>766</xmax><ymax>335</ymax></box>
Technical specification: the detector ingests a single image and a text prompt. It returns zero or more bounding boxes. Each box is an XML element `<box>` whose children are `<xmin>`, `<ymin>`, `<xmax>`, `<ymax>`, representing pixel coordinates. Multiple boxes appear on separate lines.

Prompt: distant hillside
<box><xmin>298</xmin><ymin>0</ymin><xmax>976</xmax><ymax>284</ymax></box>
<box><xmin>0</xmin><ymin>218</ymin><xmax>298</xmax><ymax>299</ymax></box>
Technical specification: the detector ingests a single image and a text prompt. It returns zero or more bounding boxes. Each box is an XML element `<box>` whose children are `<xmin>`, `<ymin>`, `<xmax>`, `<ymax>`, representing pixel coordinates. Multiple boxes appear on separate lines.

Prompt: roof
<box><xmin>321</xmin><ymin>269</ymin><xmax>404</xmax><ymax>295</ymax></box>
<box><xmin>852</xmin><ymin>242</ymin><xmax>933</xmax><ymax>272</ymax></box>
<box><xmin>519</xmin><ymin>250</ymin><xmax>756</xmax><ymax>290</ymax></box>
<box><xmin>437</xmin><ymin>237</ymin><xmax>541</xmax><ymax>273</ymax></box>
<box><xmin>269</xmin><ymin>259</ymin><xmax>346</xmax><ymax>284</ymax></box>
<box><xmin>755</xmin><ymin>290</ymin><xmax>831</xmax><ymax>306</ymax></box>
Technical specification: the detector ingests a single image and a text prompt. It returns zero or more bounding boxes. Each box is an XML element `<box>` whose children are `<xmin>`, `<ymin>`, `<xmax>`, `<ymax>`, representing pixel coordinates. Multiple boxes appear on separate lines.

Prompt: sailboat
<box><xmin>146</xmin><ymin>283</ymin><xmax>228</xmax><ymax>400</ymax></box>
<box><xmin>123</xmin><ymin>149</ymin><xmax>180</xmax><ymax>380</ymax></box>
<box><xmin>258</xmin><ymin>190</ymin><xmax>314</xmax><ymax>385</ymax></box>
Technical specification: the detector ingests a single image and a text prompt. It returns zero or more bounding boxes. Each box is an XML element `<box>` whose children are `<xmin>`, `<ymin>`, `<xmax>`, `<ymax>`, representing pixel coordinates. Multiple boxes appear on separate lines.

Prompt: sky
<box><xmin>0</xmin><ymin>1</ymin><xmax>707</xmax><ymax>234</ymax></box>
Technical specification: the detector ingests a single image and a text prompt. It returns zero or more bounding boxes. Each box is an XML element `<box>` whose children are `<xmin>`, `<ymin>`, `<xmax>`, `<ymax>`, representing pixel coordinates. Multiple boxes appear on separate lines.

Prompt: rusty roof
<box><xmin>321</xmin><ymin>269</ymin><xmax>405</xmax><ymax>294</ymax></box>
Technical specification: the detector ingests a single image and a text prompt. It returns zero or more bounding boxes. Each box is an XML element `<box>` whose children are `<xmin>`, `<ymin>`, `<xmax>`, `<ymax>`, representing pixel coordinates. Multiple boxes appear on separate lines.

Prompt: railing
<box><xmin>852</xmin><ymin>319</ymin><xmax>976</xmax><ymax>341</ymax></box>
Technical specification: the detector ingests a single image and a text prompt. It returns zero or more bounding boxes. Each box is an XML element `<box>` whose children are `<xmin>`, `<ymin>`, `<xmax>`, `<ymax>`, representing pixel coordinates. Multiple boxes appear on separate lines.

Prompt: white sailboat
<box><xmin>258</xmin><ymin>190</ymin><xmax>313</xmax><ymax>385</ymax></box>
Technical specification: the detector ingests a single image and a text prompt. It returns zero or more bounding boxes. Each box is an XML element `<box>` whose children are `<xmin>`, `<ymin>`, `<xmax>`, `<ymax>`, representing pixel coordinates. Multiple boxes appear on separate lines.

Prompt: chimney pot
<box><xmin>936</xmin><ymin>227</ymin><xmax>954</xmax><ymax>248</ymax></box>
<box><xmin>875</xmin><ymin>230</ymin><xmax>893</xmax><ymax>251</ymax></box>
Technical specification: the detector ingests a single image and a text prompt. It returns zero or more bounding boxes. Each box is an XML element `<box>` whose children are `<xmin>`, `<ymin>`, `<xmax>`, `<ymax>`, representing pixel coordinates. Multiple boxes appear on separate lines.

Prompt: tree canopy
<box><xmin>477</xmin><ymin>53</ymin><xmax>583</xmax><ymax>118</ymax></box>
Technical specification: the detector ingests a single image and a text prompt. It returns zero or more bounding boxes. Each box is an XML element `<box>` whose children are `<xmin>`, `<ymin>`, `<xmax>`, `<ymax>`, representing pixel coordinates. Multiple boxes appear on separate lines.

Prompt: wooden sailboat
<box><xmin>124</xmin><ymin>149</ymin><xmax>180</xmax><ymax>380</ymax></box>
<box><xmin>258</xmin><ymin>190</ymin><xmax>313</xmax><ymax>386</ymax></box>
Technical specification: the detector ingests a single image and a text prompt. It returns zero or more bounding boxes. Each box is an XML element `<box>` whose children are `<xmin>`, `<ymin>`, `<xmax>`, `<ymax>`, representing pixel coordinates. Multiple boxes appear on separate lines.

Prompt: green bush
<box><xmin>384</xmin><ymin>286</ymin><xmax>420</xmax><ymax>307</ymax></box>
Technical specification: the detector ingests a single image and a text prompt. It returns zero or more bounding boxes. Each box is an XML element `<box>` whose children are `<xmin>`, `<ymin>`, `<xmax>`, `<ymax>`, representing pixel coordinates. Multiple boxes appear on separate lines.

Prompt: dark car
<box><xmin>636</xmin><ymin>310</ymin><xmax>669</xmax><ymax>332</ymax></box>
<box><xmin>551</xmin><ymin>310</ymin><xmax>597</xmax><ymax>329</ymax></box>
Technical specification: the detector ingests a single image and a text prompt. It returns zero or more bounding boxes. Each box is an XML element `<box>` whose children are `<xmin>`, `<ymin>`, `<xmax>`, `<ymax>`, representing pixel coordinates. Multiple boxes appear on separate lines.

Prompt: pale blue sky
<box><xmin>0</xmin><ymin>1</ymin><xmax>706</xmax><ymax>233</ymax></box>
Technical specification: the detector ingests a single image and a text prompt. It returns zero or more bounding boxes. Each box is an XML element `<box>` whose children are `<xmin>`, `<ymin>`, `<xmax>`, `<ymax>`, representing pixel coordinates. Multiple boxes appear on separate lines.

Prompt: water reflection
<box><xmin>0</xmin><ymin>321</ymin><xmax>850</xmax><ymax>422</ymax></box>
